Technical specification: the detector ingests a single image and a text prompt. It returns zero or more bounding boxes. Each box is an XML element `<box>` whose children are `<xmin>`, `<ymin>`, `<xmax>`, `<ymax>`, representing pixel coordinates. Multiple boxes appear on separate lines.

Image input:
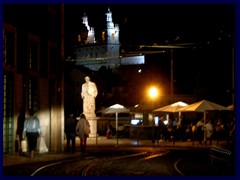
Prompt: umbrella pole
<box><xmin>203</xmin><ymin>111</ymin><xmax>206</xmax><ymax>142</ymax></box>
<box><xmin>116</xmin><ymin>112</ymin><xmax>118</xmax><ymax>146</ymax></box>
<box><xmin>178</xmin><ymin>112</ymin><xmax>182</xmax><ymax>124</ymax></box>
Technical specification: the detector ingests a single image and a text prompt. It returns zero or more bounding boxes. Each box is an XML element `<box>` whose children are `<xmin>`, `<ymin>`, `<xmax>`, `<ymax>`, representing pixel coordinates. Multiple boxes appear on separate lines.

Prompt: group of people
<box><xmin>64</xmin><ymin>112</ymin><xmax>91</xmax><ymax>153</ymax></box>
<box><xmin>15</xmin><ymin>76</ymin><xmax>96</xmax><ymax>157</ymax></box>
<box><xmin>16</xmin><ymin>109</ymin><xmax>91</xmax><ymax>157</ymax></box>
<box><xmin>154</xmin><ymin>115</ymin><xmax>235</xmax><ymax>146</ymax></box>
<box><xmin>188</xmin><ymin>118</ymin><xmax>235</xmax><ymax>146</ymax></box>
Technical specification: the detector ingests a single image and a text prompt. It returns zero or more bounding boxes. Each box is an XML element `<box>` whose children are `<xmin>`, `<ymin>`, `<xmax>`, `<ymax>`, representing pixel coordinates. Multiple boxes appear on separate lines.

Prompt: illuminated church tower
<box><xmin>105</xmin><ymin>8</ymin><xmax>120</xmax><ymax>58</ymax></box>
<box><xmin>73</xmin><ymin>8</ymin><xmax>122</xmax><ymax>71</ymax></box>
<box><xmin>82</xmin><ymin>13</ymin><xmax>95</xmax><ymax>44</ymax></box>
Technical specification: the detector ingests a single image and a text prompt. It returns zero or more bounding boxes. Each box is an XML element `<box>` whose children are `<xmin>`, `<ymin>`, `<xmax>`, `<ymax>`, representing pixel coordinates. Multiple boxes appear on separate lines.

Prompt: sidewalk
<box><xmin>88</xmin><ymin>136</ymin><xmax>212</xmax><ymax>147</ymax></box>
<box><xmin>3</xmin><ymin>136</ymin><xmax>231</xmax><ymax>167</ymax></box>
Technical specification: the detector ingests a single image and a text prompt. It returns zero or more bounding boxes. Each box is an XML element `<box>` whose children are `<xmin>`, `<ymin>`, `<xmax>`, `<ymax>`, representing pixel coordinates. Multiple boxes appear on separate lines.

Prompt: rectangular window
<box><xmin>29</xmin><ymin>40</ymin><xmax>39</xmax><ymax>71</ymax></box>
<box><xmin>3</xmin><ymin>73</ymin><xmax>14</xmax><ymax>154</ymax></box>
<box><xmin>28</xmin><ymin>34</ymin><xmax>40</xmax><ymax>72</ymax></box>
<box><xmin>48</xmin><ymin>42</ymin><xmax>58</xmax><ymax>75</ymax></box>
<box><xmin>28</xmin><ymin>78</ymin><xmax>39</xmax><ymax>112</ymax></box>
<box><xmin>3</xmin><ymin>24</ymin><xmax>16</xmax><ymax>67</ymax></box>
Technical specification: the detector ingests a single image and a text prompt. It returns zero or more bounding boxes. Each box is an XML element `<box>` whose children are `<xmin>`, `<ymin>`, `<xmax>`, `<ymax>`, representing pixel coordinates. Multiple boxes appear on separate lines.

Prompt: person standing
<box><xmin>16</xmin><ymin>107</ymin><xmax>25</xmax><ymax>155</ymax></box>
<box><xmin>22</xmin><ymin>109</ymin><xmax>41</xmax><ymax>158</ymax></box>
<box><xmin>215</xmin><ymin>119</ymin><xmax>222</xmax><ymax>145</ymax></box>
<box><xmin>76</xmin><ymin>114</ymin><xmax>90</xmax><ymax>153</ymax></box>
<box><xmin>227</xmin><ymin>119</ymin><xmax>235</xmax><ymax>145</ymax></box>
<box><xmin>203</xmin><ymin>119</ymin><xmax>213</xmax><ymax>145</ymax></box>
<box><xmin>64</xmin><ymin>112</ymin><xmax>77</xmax><ymax>153</ymax></box>
<box><xmin>172</xmin><ymin>117</ymin><xmax>179</xmax><ymax>142</ymax></box>
<box><xmin>158</xmin><ymin>116</ymin><xmax>167</xmax><ymax>140</ymax></box>
<box><xmin>81</xmin><ymin>76</ymin><xmax>98</xmax><ymax>116</ymax></box>
<box><xmin>196</xmin><ymin>119</ymin><xmax>204</xmax><ymax>145</ymax></box>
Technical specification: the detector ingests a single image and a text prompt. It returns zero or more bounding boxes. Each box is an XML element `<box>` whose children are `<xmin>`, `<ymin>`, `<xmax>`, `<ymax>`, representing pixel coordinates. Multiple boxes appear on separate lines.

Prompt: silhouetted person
<box><xmin>16</xmin><ymin>107</ymin><xmax>25</xmax><ymax>155</ymax></box>
<box><xmin>76</xmin><ymin>114</ymin><xmax>90</xmax><ymax>153</ymax></box>
<box><xmin>65</xmin><ymin>112</ymin><xmax>77</xmax><ymax>153</ymax></box>
<box><xmin>158</xmin><ymin>116</ymin><xmax>167</xmax><ymax>140</ymax></box>
<box><xmin>215</xmin><ymin>119</ymin><xmax>223</xmax><ymax>145</ymax></box>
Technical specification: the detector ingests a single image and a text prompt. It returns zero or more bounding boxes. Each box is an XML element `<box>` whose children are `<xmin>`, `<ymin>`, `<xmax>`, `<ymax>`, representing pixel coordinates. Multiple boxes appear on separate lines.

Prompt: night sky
<box><xmin>65</xmin><ymin>4</ymin><xmax>234</xmax><ymax>47</ymax></box>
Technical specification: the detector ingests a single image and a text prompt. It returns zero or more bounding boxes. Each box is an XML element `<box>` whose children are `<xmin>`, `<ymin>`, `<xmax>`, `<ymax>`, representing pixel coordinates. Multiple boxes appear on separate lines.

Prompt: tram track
<box><xmin>80</xmin><ymin>150</ymin><xmax>185</xmax><ymax>176</ymax></box>
<box><xmin>13</xmin><ymin>149</ymin><xmax>197</xmax><ymax>176</ymax></box>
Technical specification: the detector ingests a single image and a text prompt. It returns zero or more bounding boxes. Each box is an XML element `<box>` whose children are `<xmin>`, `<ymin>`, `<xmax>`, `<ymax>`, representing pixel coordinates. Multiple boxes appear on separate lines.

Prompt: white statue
<box><xmin>81</xmin><ymin>76</ymin><xmax>98</xmax><ymax>116</ymax></box>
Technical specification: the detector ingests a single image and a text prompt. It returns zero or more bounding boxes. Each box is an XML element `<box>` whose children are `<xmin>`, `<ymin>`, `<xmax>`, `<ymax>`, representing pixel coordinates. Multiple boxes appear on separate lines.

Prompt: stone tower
<box><xmin>105</xmin><ymin>8</ymin><xmax>120</xmax><ymax>58</ymax></box>
<box><xmin>82</xmin><ymin>13</ymin><xmax>95</xmax><ymax>44</ymax></box>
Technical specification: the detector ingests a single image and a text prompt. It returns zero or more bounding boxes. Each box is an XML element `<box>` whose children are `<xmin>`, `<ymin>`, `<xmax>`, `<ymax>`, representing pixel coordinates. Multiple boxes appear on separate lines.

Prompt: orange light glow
<box><xmin>149</xmin><ymin>87</ymin><xmax>158</xmax><ymax>98</ymax></box>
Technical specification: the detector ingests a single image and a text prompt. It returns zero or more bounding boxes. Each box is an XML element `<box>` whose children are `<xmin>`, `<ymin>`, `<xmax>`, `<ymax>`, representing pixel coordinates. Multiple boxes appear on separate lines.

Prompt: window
<box><xmin>3</xmin><ymin>25</ymin><xmax>16</xmax><ymax>67</ymax></box>
<box><xmin>3</xmin><ymin>73</ymin><xmax>14</xmax><ymax>154</ymax></box>
<box><xmin>48</xmin><ymin>42</ymin><xmax>58</xmax><ymax>75</ymax></box>
<box><xmin>28</xmin><ymin>78</ymin><xmax>39</xmax><ymax>112</ymax></box>
<box><xmin>29</xmin><ymin>40</ymin><xmax>39</xmax><ymax>71</ymax></box>
<box><xmin>28</xmin><ymin>34</ymin><xmax>40</xmax><ymax>72</ymax></box>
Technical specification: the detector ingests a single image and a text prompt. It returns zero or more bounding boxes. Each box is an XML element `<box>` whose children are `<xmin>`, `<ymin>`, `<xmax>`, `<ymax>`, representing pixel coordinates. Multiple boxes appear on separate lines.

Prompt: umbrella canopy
<box><xmin>227</xmin><ymin>104</ymin><xmax>234</xmax><ymax>110</ymax></box>
<box><xmin>103</xmin><ymin>104</ymin><xmax>130</xmax><ymax>114</ymax></box>
<box><xmin>153</xmin><ymin>101</ymin><xmax>188</xmax><ymax>113</ymax></box>
<box><xmin>176</xmin><ymin>100</ymin><xmax>230</xmax><ymax>112</ymax></box>
<box><xmin>129</xmin><ymin>103</ymin><xmax>153</xmax><ymax>113</ymax></box>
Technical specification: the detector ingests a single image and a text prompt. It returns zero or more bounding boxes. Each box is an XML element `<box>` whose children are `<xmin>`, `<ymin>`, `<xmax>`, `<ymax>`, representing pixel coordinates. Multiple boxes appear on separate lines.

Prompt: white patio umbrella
<box><xmin>153</xmin><ymin>101</ymin><xmax>188</xmax><ymax>122</ymax></box>
<box><xmin>227</xmin><ymin>104</ymin><xmax>234</xmax><ymax>110</ymax></box>
<box><xmin>102</xmin><ymin>104</ymin><xmax>130</xmax><ymax>145</ymax></box>
<box><xmin>176</xmin><ymin>99</ymin><xmax>231</xmax><ymax>124</ymax></box>
<box><xmin>153</xmin><ymin>101</ymin><xmax>188</xmax><ymax>113</ymax></box>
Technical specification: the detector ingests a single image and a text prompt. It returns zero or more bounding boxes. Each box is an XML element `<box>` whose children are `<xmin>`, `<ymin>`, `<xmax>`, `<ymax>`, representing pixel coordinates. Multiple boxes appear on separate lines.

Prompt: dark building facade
<box><xmin>3</xmin><ymin>4</ymin><xmax>65</xmax><ymax>153</ymax></box>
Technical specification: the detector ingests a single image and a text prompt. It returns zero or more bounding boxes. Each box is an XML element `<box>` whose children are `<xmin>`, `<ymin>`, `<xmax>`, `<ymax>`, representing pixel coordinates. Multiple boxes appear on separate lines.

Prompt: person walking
<box><xmin>64</xmin><ymin>112</ymin><xmax>77</xmax><ymax>153</ymax></box>
<box><xmin>76</xmin><ymin>114</ymin><xmax>90</xmax><ymax>153</ymax></box>
<box><xmin>22</xmin><ymin>109</ymin><xmax>41</xmax><ymax>158</ymax></box>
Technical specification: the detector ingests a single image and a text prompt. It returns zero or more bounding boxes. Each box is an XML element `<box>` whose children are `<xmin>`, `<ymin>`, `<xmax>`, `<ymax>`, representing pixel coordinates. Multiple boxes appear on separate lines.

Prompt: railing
<box><xmin>209</xmin><ymin>145</ymin><xmax>234</xmax><ymax>172</ymax></box>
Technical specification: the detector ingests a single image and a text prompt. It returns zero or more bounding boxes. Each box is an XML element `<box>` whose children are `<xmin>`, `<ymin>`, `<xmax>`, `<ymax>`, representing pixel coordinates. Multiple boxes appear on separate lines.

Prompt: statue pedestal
<box><xmin>85</xmin><ymin>113</ymin><xmax>99</xmax><ymax>138</ymax></box>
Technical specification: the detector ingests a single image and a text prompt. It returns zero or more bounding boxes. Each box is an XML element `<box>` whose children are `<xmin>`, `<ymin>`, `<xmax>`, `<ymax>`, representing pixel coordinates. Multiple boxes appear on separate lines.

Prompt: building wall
<box><xmin>38</xmin><ymin>78</ymin><xmax>50</xmax><ymax>148</ymax></box>
<box><xmin>3</xmin><ymin>4</ymin><xmax>64</xmax><ymax>154</ymax></box>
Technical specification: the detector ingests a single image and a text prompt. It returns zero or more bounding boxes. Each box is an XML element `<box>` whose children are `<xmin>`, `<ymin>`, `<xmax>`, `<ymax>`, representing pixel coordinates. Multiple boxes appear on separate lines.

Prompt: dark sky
<box><xmin>65</xmin><ymin>4</ymin><xmax>234</xmax><ymax>46</ymax></box>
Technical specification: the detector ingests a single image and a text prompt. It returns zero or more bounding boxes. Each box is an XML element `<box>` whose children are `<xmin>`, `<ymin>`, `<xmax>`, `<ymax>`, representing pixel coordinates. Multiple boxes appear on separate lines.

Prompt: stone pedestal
<box><xmin>85</xmin><ymin>113</ymin><xmax>98</xmax><ymax>138</ymax></box>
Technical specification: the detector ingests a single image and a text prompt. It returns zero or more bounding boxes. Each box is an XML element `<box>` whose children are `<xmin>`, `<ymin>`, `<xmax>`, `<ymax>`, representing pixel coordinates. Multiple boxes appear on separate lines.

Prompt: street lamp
<box><xmin>140</xmin><ymin>44</ymin><xmax>198</xmax><ymax>103</ymax></box>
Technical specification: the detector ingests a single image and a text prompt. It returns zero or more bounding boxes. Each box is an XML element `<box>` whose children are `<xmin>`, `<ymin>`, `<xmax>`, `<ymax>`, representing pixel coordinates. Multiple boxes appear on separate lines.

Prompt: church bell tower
<box><xmin>105</xmin><ymin>8</ymin><xmax>120</xmax><ymax>58</ymax></box>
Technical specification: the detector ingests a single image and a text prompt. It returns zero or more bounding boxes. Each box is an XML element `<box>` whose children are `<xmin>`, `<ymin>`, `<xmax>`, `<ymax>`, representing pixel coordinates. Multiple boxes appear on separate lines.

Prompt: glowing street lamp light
<box><xmin>149</xmin><ymin>87</ymin><xmax>158</xmax><ymax>98</ymax></box>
